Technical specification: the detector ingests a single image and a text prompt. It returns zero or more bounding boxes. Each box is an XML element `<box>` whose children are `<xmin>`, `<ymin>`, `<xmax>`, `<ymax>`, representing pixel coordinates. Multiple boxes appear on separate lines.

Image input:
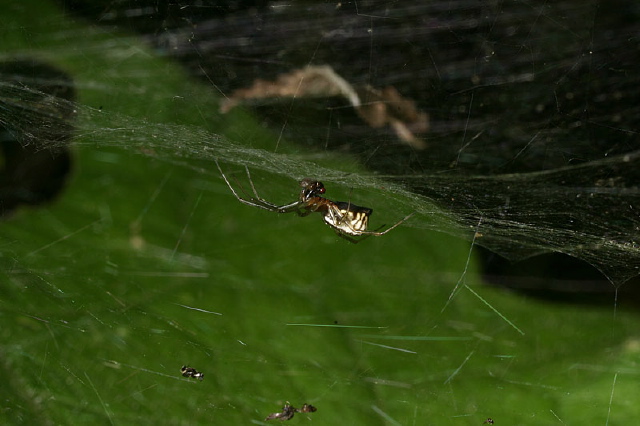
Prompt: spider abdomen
<box><xmin>324</xmin><ymin>202</ymin><xmax>372</xmax><ymax>235</ymax></box>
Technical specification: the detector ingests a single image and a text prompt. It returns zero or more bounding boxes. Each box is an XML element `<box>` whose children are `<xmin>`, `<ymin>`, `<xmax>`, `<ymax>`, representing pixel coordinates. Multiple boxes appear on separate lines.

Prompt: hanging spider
<box><xmin>215</xmin><ymin>161</ymin><xmax>414</xmax><ymax>243</ymax></box>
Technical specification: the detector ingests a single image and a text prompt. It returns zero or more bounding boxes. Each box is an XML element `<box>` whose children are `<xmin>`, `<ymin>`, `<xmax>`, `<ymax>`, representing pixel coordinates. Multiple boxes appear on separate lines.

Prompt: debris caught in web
<box><xmin>180</xmin><ymin>365</ymin><xmax>204</xmax><ymax>380</ymax></box>
<box><xmin>265</xmin><ymin>402</ymin><xmax>317</xmax><ymax>421</ymax></box>
<box><xmin>220</xmin><ymin>65</ymin><xmax>429</xmax><ymax>150</ymax></box>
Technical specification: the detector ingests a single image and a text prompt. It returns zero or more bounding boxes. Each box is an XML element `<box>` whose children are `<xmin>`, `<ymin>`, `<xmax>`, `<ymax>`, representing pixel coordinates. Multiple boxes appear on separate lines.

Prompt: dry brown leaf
<box><xmin>220</xmin><ymin>65</ymin><xmax>429</xmax><ymax>149</ymax></box>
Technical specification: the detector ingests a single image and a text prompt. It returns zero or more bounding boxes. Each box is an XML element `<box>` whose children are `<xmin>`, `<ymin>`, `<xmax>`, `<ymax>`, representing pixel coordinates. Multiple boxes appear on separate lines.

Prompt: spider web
<box><xmin>1</xmin><ymin>0</ymin><xmax>639</xmax><ymax>424</ymax></box>
<box><xmin>3</xmin><ymin>0</ymin><xmax>639</xmax><ymax>285</ymax></box>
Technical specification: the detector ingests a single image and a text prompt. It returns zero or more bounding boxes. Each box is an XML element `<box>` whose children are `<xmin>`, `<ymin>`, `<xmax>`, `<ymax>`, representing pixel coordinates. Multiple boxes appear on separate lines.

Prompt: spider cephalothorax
<box><xmin>299</xmin><ymin>178</ymin><xmax>325</xmax><ymax>201</ymax></box>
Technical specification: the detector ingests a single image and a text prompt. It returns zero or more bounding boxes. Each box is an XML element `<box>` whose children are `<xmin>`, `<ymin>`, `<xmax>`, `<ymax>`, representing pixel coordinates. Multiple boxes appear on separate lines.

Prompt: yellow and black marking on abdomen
<box><xmin>328</xmin><ymin>201</ymin><xmax>372</xmax><ymax>234</ymax></box>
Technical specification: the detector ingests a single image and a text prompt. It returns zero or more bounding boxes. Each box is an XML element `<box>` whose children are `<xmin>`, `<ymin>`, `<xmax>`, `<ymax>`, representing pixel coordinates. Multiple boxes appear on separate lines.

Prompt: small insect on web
<box><xmin>215</xmin><ymin>161</ymin><xmax>414</xmax><ymax>243</ymax></box>
<box><xmin>264</xmin><ymin>402</ymin><xmax>317</xmax><ymax>421</ymax></box>
<box><xmin>181</xmin><ymin>365</ymin><xmax>204</xmax><ymax>380</ymax></box>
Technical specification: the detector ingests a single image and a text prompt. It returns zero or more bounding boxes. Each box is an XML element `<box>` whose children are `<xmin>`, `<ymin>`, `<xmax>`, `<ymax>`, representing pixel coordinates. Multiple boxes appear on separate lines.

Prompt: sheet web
<box><xmin>3</xmin><ymin>81</ymin><xmax>639</xmax><ymax>286</ymax></box>
<box><xmin>151</xmin><ymin>0</ymin><xmax>640</xmax><ymax>286</ymax></box>
<box><xmin>0</xmin><ymin>0</ymin><xmax>640</xmax><ymax>285</ymax></box>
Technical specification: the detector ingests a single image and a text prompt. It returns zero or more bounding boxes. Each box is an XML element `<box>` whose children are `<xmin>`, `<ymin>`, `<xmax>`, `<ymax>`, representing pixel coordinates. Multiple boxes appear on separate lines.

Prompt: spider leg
<box><xmin>334</xmin><ymin>230</ymin><xmax>365</xmax><ymax>244</ymax></box>
<box><xmin>215</xmin><ymin>160</ymin><xmax>308</xmax><ymax>213</ymax></box>
<box><xmin>216</xmin><ymin>159</ymin><xmax>254</xmax><ymax>204</ymax></box>
<box><xmin>329</xmin><ymin>210</ymin><xmax>414</xmax><ymax>241</ymax></box>
<box><xmin>362</xmin><ymin>212</ymin><xmax>415</xmax><ymax>236</ymax></box>
<box><xmin>371</xmin><ymin>224</ymin><xmax>387</xmax><ymax>233</ymax></box>
<box><xmin>235</xmin><ymin>167</ymin><xmax>311</xmax><ymax>213</ymax></box>
<box><xmin>244</xmin><ymin>165</ymin><xmax>271</xmax><ymax>204</ymax></box>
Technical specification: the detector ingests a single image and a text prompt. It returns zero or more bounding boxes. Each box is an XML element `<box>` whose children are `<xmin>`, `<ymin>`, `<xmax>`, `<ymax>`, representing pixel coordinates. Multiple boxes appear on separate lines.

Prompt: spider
<box><xmin>215</xmin><ymin>161</ymin><xmax>413</xmax><ymax>243</ymax></box>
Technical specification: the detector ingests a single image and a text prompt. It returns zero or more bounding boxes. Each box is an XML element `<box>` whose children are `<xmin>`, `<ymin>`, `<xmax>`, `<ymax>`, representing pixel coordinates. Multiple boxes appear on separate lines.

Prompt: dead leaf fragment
<box><xmin>220</xmin><ymin>65</ymin><xmax>429</xmax><ymax>149</ymax></box>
